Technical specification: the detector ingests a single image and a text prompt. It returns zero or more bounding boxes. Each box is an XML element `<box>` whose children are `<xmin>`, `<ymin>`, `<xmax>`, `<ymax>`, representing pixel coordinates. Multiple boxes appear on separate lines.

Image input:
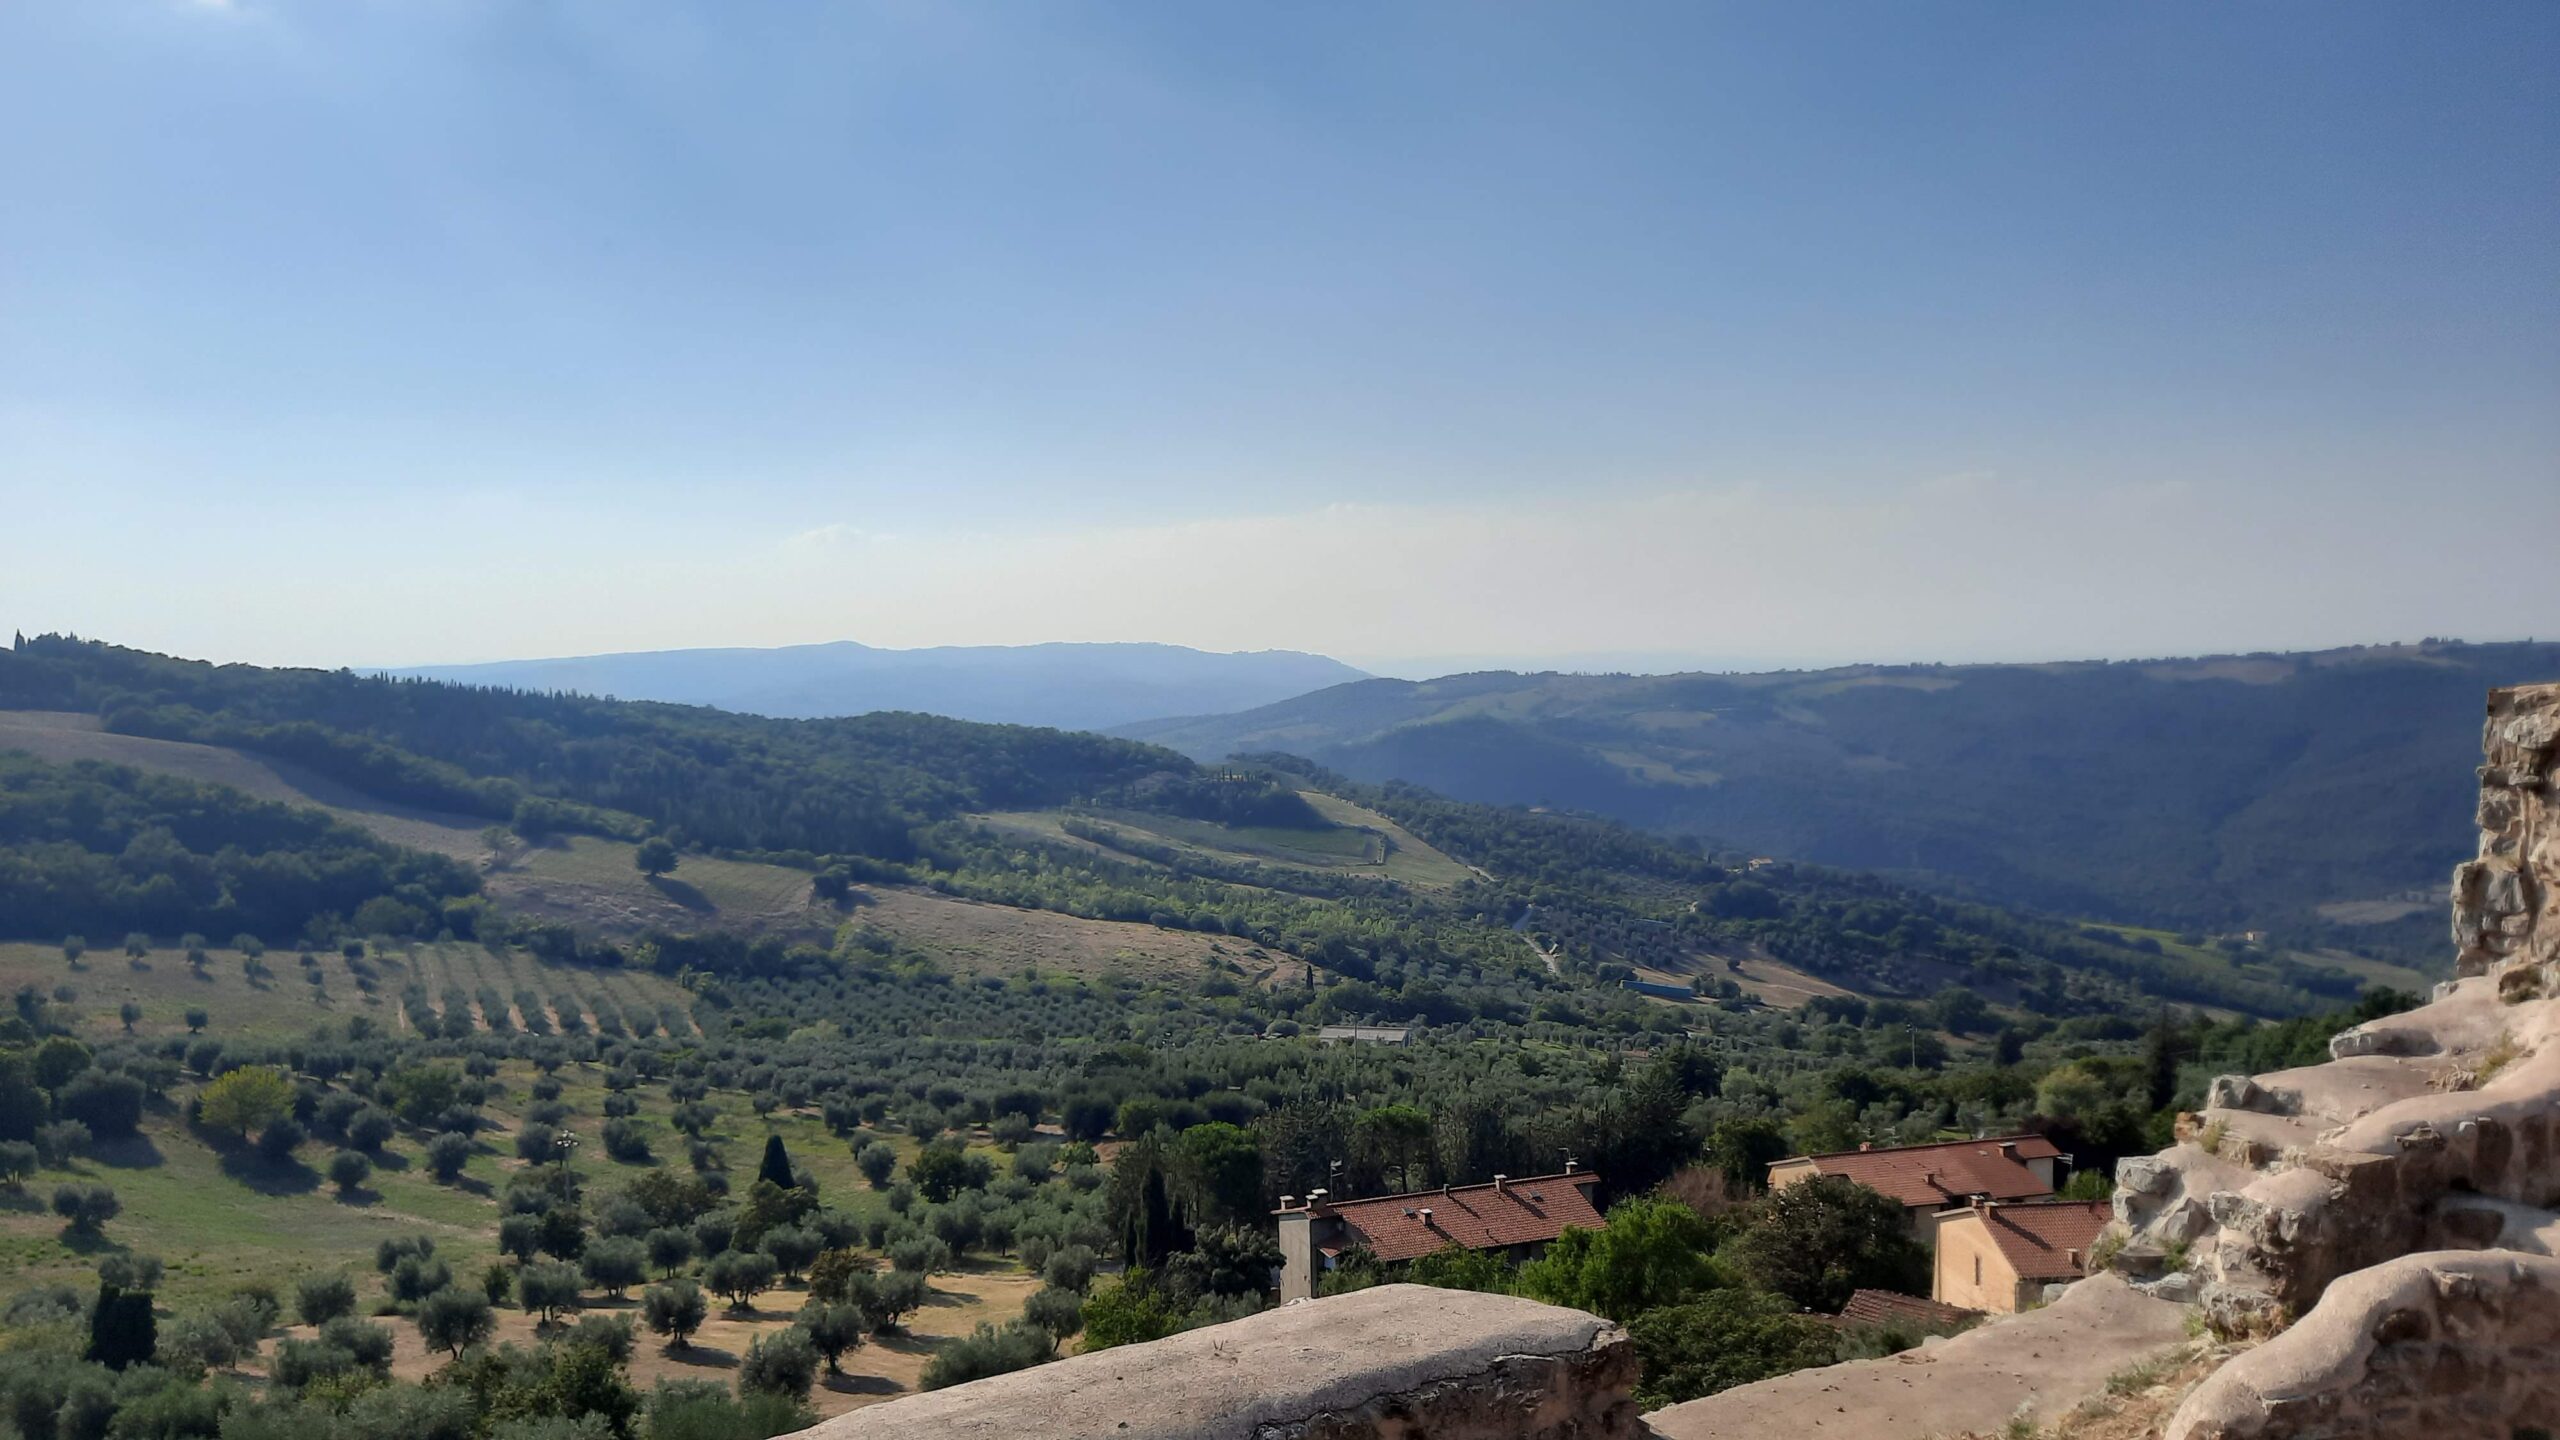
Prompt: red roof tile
<box><xmin>1313</xmin><ymin>1173</ymin><xmax>1605</xmax><ymax>1264</ymax></box>
<box><xmin>1964</xmin><ymin>1200</ymin><xmax>2113</xmax><ymax>1282</ymax></box>
<box><xmin>1835</xmin><ymin>1289</ymin><xmax>1981</xmax><ymax>1330</ymax></box>
<box><xmin>1779</xmin><ymin>1134</ymin><xmax>2059</xmax><ymax>1210</ymax></box>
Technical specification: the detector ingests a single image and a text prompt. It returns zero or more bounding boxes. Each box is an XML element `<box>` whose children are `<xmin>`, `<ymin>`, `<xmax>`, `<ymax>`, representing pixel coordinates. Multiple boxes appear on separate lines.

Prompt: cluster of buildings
<box><xmin>1273</xmin><ymin>1133</ymin><xmax>2109</xmax><ymax>1319</ymax></box>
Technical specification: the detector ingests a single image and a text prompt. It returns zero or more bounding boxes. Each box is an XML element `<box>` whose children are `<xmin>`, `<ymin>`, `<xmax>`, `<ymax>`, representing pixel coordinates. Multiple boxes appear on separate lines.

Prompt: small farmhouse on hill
<box><xmin>1931</xmin><ymin>1198</ymin><xmax>2113</xmax><ymax>1313</ymax></box>
<box><xmin>1767</xmin><ymin>1134</ymin><xmax>2061</xmax><ymax>1240</ymax></box>
<box><xmin>1275</xmin><ymin>1169</ymin><xmax>1605</xmax><ymax>1302</ymax></box>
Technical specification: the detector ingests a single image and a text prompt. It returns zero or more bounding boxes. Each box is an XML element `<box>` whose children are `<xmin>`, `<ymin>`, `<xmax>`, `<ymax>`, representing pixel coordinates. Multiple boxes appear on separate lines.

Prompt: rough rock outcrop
<box><xmin>2108</xmin><ymin>684</ymin><xmax>2560</xmax><ymax>1340</ymax></box>
<box><xmin>2164</xmin><ymin>1250</ymin><xmax>2560</xmax><ymax>1439</ymax></box>
<box><xmin>788</xmin><ymin>1285</ymin><xmax>1638</xmax><ymax>1440</ymax></box>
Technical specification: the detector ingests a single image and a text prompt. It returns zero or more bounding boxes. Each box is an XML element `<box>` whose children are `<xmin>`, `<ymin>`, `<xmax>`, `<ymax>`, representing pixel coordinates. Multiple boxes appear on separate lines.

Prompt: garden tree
<box><xmin>482</xmin><ymin>1262</ymin><xmax>514</xmax><ymax>1307</ymax></box>
<box><xmin>642</xmin><ymin>1279</ymin><xmax>708</xmax><ymax>1349</ymax></box>
<box><xmin>63</xmin><ymin>935</ymin><xmax>85</xmax><ymax>966</ymax></box>
<box><xmin>1022</xmin><ymin>1285</ymin><xmax>1084</xmax><ymax>1339</ymax></box>
<box><xmin>646</xmin><ymin>1227</ymin><xmax>696</xmax><ymax>1279</ymax></box>
<box><xmin>538</xmin><ymin>1193</ymin><xmax>593</xmax><ymax>1253</ymax></box>
<box><xmin>1172</xmin><ymin>1122</ymin><xmax>1264</xmax><ymax>1230</ymax></box>
<box><xmin>295</xmin><ymin>1273</ymin><xmax>357</xmax><ymax>1326</ymax></box>
<box><xmin>199</xmin><ymin>1066</ymin><xmax>294</xmax><ymax>1139</ymax></box>
<box><xmin>908</xmin><ymin>1139</ymin><xmax>992</xmax><ymax>1204</ymax></box>
<box><xmin>383</xmin><ymin>1065</ymin><xmax>464</xmax><ymax>1128</ymax></box>
<box><xmin>1729</xmin><ymin>1175</ymin><xmax>1931</xmax><ymax>1312</ymax></box>
<box><xmin>635</xmin><ymin>837</ymin><xmax>680</xmax><ymax>879</ymax></box>
<box><xmin>424</xmin><ymin>1132</ymin><xmax>474</xmax><ymax>1183</ymax></box>
<box><xmin>52</xmin><ymin>1181</ymin><xmax>120</xmax><ymax>1235</ymax></box>
<box><xmin>1403</xmin><ymin>1242</ymin><xmax>1519</xmax><ymax>1294</ymax></box>
<box><xmin>1705</xmin><ymin>1116</ymin><xmax>1792</xmax><ymax>1194</ymax></box>
<box><xmin>123</xmin><ymin>933</ymin><xmax>149</xmax><ymax>959</ymax></box>
<box><xmin>415</xmin><ymin>1286</ymin><xmax>496</xmax><ymax>1358</ymax></box>
<box><xmin>856</xmin><ymin>1140</ymin><xmax>898</xmax><ymax>1189</ymax></box>
<box><xmin>97</xmin><ymin>1253</ymin><xmax>163</xmax><ymax>1291</ymax></box>
<box><xmin>760</xmin><ymin>1226</ymin><xmax>822</xmax><ymax>1282</ymax></box>
<box><xmin>798</xmin><ymin>1301</ymin><xmax>866</xmax><ymax>1374</ymax></box>
<box><xmin>517</xmin><ymin>1262</ymin><xmax>585</xmax><ymax>1324</ymax></box>
<box><xmin>705</xmin><ymin>1249</ymin><xmax>778</xmax><ymax>1312</ymax></box>
<box><xmin>320</xmin><ymin>1316</ymin><xmax>396</xmax><ymax>1375</ymax></box>
<box><xmin>1041</xmin><ymin>1245</ymin><xmax>1098</xmax><ymax>1292</ymax></box>
<box><xmin>256</xmin><ymin>1117</ymin><xmax>306</xmax><ymax>1163</ymax></box>
<box><xmin>348</xmin><ymin>1107</ymin><xmax>397</xmax><ymax>1152</ymax></box>
<box><xmin>184</xmin><ymin>1008</ymin><xmax>208</xmax><ymax>1034</ymax></box>
<box><xmin>328</xmin><ymin>1150</ymin><xmax>373</xmax><ymax>1196</ymax></box>
<box><xmin>388</xmin><ymin>1254</ymin><xmax>455</xmax><ymax>1304</ymax></box>
<box><xmin>56</xmin><ymin>1073</ymin><xmax>143</xmax><ymax>1140</ymax></box>
<box><xmin>919</xmin><ymin>1320</ymin><xmax>1056</xmax><ymax>1391</ymax></box>
<box><xmin>735</xmin><ymin>1177</ymin><xmax>816</xmax><ymax>1249</ymax></box>
<box><xmin>580</xmin><ymin>1238</ymin><xmax>648</xmax><ymax>1298</ymax></box>
<box><xmin>1625</xmin><ymin>1290</ymin><xmax>1842</xmax><ymax>1409</ymax></box>
<box><xmin>806</xmin><ymin>1247</ymin><xmax>873</xmax><ymax>1304</ymax></box>
<box><xmin>739</xmin><ymin>1326</ymin><xmax>820</xmax><ymax>1400</ymax></box>
<box><xmin>1515</xmin><ymin>1197</ymin><xmax>1718</xmax><ymax>1322</ymax></box>
<box><xmin>31</xmin><ymin>1036</ymin><xmax>91</xmax><ymax>1092</ymax></box>
<box><xmin>1076</xmin><ymin>1268</ymin><xmax>1181</xmax><ymax>1350</ymax></box>
<box><xmin>119</xmin><ymin>1001</ymin><xmax>141</xmax><ymax>1032</ymax></box>
<box><xmin>1352</xmin><ymin>1103</ymin><xmax>1434</xmax><ymax>1192</ymax></box>
<box><xmin>87</xmin><ymin>1283</ymin><xmax>157</xmax><ymax>1371</ymax></box>
<box><xmin>861</xmin><ymin>1270</ymin><xmax>929</xmax><ymax>1334</ymax></box>
<box><xmin>0</xmin><ymin>1140</ymin><xmax>36</xmax><ymax>1190</ymax></box>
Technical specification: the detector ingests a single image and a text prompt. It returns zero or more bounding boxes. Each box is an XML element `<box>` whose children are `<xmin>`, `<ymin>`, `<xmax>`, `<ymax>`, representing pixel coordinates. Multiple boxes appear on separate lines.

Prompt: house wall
<box><xmin>1767</xmin><ymin>1159</ymin><xmax>1820</xmax><ymax>1191</ymax></box>
<box><xmin>1932</xmin><ymin>1214</ymin><xmax>2026</xmax><ymax>1313</ymax></box>
<box><xmin>1278</xmin><ymin>1210</ymin><xmax>1315</xmax><ymax>1303</ymax></box>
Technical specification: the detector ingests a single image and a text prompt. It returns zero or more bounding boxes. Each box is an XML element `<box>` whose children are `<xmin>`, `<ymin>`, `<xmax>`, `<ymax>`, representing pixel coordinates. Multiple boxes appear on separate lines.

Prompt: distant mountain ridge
<box><xmin>1118</xmin><ymin>640</ymin><xmax>2560</xmax><ymax>946</ymax></box>
<box><xmin>386</xmin><ymin>640</ymin><xmax>1368</xmax><ymax>732</ymax></box>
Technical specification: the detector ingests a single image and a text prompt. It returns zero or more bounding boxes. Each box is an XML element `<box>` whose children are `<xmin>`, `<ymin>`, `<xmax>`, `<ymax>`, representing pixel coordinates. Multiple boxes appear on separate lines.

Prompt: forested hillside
<box><xmin>1123</xmin><ymin>640</ymin><xmax>2560</xmax><ymax>950</ymax></box>
<box><xmin>0</xmin><ymin>636</ymin><xmax>2379</xmax><ymax>1021</ymax></box>
<box><xmin>0</xmin><ymin>635</ymin><xmax>2439</xmax><ymax>1431</ymax></box>
<box><xmin>388</xmin><ymin>639</ymin><xmax>1368</xmax><ymax>732</ymax></box>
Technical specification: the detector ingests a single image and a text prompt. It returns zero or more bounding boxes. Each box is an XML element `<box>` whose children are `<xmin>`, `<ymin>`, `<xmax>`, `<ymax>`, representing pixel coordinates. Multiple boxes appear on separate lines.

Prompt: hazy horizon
<box><xmin>7</xmin><ymin>2</ymin><xmax>2555</xmax><ymax>668</ymax></box>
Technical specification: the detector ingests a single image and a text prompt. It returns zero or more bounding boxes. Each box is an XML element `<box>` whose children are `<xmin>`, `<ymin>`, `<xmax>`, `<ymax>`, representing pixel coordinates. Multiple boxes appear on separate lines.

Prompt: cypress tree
<box><xmin>86</xmin><ymin>1283</ymin><xmax>155</xmax><ymax>1370</ymax></box>
<box><xmin>758</xmin><ymin>1134</ymin><xmax>794</xmax><ymax>1191</ymax></box>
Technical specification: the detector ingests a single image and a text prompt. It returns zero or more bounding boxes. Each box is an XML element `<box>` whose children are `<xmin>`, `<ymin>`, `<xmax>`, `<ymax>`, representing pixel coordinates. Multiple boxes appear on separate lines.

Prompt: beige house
<box><xmin>1932</xmin><ymin>1197</ymin><xmax>2111</xmax><ymax>1313</ymax></box>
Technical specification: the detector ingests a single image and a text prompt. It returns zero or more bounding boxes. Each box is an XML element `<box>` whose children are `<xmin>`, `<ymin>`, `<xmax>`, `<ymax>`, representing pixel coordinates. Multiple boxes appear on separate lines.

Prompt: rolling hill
<box><xmin>384</xmin><ymin>639</ymin><xmax>1366</xmax><ymax>731</ymax></box>
<box><xmin>1119</xmin><ymin>640</ymin><xmax>2560</xmax><ymax>946</ymax></box>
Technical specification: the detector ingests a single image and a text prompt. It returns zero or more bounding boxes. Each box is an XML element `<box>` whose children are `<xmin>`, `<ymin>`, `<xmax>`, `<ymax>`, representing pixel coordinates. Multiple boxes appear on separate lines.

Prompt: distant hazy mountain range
<box><xmin>387</xmin><ymin>641</ymin><xmax>1369</xmax><ymax>733</ymax></box>
<box><xmin>1120</xmin><ymin>640</ymin><xmax>2560</xmax><ymax>944</ymax></box>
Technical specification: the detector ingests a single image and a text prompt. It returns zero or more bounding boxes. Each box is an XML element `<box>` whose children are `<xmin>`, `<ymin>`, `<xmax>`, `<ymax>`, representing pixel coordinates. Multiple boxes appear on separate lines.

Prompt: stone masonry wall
<box><xmin>2454</xmin><ymin>682</ymin><xmax>2560</xmax><ymax>1000</ymax></box>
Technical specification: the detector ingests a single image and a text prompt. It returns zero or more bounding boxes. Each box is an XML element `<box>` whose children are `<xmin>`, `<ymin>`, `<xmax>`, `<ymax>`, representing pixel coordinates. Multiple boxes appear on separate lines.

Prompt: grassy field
<box><xmin>488</xmin><ymin>835</ymin><xmax>834</xmax><ymax>942</ymax></box>
<box><xmin>980</xmin><ymin>791</ymin><xmax>1475</xmax><ymax>891</ymax></box>
<box><xmin>1</xmin><ymin>1034</ymin><xmax>1045</xmax><ymax>1420</ymax></box>
<box><xmin>0</xmin><ymin>941</ymin><xmax>699</xmax><ymax>1045</ymax></box>
<box><xmin>848</xmin><ymin>886</ymin><xmax>1262</xmax><ymax>984</ymax></box>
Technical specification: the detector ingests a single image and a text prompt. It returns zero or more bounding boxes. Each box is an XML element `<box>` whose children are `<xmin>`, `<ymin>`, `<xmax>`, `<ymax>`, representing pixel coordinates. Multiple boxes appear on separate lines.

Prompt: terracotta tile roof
<box><xmin>1314</xmin><ymin>1173</ymin><xmax>1605</xmax><ymax>1264</ymax></box>
<box><xmin>1834</xmin><ymin>1289</ymin><xmax>1981</xmax><ymax>1330</ymax></box>
<box><xmin>1970</xmin><ymin>1200</ymin><xmax>2113</xmax><ymax>1282</ymax></box>
<box><xmin>1779</xmin><ymin>1134</ymin><xmax>2059</xmax><ymax>1210</ymax></box>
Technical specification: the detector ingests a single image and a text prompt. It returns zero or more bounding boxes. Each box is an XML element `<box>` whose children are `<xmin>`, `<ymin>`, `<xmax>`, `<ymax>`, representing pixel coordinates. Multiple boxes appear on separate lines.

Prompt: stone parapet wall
<box><xmin>786</xmin><ymin>1285</ymin><xmax>1639</xmax><ymax>1440</ymax></box>
<box><xmin>2454</xmin><ymin>682</ymin><xmax>2560</xmax><ymax>999</ymax></box>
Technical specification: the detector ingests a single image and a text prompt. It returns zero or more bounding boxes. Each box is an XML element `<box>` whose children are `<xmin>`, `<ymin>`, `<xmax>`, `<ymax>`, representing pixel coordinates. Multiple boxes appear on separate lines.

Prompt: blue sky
<box><xmin>3</xmin><ymin>1</ymin><xmax>2553</xmax><ymax>675</ymax></box>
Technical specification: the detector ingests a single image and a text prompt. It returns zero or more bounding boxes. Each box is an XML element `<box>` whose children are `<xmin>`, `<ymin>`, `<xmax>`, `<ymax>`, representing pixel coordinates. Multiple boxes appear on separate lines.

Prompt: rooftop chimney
<box><xmin>1997</xmin><ymin>1140</ymin><xmax>2020</xmax><ymax>1161</ymax></box>
<box><xmin>1419</xmin><ymin>1207</ymin><xmax>1435</xmax><ymax>1228</ymax></box>
<box><xmin>1281</xmin><ymin>1195</ymin><xmax>1297</xmax><ymax>1211</ymax></box>
<box><xmin>1493</xmin><ymin>1174</ymin><xmax>1508</xmax><ymax>1192</ymax></box>
<box><xmin>1564</xmin><ymin>1157</ymin><xmax>1579</xmax><ymax>1174</ymax></box>
<box><xmin>1859</xmin><ymin>1142</ymin><xmax>1873</xmax><ymax>1152</ymax></box>
<box><xmin>2066</xmin><ymin>1248</ymin><xmax>2080</xmax><ymax>1270</ymax></box>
